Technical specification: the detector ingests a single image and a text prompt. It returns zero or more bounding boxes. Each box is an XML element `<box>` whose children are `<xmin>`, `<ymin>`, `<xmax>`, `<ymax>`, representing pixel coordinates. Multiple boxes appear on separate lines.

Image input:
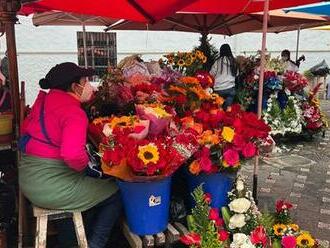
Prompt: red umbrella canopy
<box><xmin>182</xmin><ymin>0</ymin><xmax>323</xmax><ymax>14</ymax></box>
<box><xmin>20</xmin><ymin>0</ymin><xmax>198</xmax><ymax>23</ymax></box>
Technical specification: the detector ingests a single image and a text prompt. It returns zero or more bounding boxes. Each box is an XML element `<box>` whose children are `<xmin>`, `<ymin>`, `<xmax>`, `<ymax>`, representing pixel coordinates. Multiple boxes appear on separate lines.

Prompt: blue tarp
<box><xmin>286</xmin><ymin>2</ymin><xmax>330</xmax><ymax>16</ymax></box>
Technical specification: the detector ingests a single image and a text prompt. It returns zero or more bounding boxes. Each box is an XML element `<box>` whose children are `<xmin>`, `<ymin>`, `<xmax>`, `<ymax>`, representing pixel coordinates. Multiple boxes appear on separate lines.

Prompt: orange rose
<box><xmin>189</xmin><ymin>160</ymin><xmax>201</xmax><ymax>175</ymax></box>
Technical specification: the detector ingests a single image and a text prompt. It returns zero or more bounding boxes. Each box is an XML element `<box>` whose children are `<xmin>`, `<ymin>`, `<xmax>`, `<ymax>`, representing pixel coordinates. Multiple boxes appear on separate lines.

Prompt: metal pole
<box><xmin>295</xmin><ymin>26</ymin><xmax>301</xmax><ymax>61</ymax></box>
<box><xmin>82</xmin><ymin>23</ymin><xmax>88</xmax><ymax>68</ymax></box>
<box><xmin>253</xmin><ymin>0</ymin><xmax>269</xmax><ymax>203</ymax></box>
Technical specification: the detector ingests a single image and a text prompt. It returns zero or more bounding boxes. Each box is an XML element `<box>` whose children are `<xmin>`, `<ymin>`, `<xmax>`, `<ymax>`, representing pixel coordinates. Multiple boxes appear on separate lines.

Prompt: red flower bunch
<box><xmin>132</xmin><ymin>82</ymin><xmax>161</xmax><ymax>95</ymax></box>
<box><xmin>283</xmin><ymin>71</ymin><xmax>308</xmax><ymax>93</ymax></box>
<box><xmin>250</xmin><ymin>226</ymin><xmax>268</xmax><ymax>247</ymax></box>
<box><xmin>195</xmin><ymin>70</ymin><xmax>214</xmax><ymax>88</ymax></box>
<box><xmin>276</xmin><ymin>200</ymin><xmax>293</xmax><ymax>213</ymax></box>
<box><xmin>180</xmin><ymin>233</ymin><xmax>201</xmax><ymax>246</ymax></box>
<box><xmin>264</xmin><ymin>70</ymin><xmax>276</xmax><ymax>81</ymax></box>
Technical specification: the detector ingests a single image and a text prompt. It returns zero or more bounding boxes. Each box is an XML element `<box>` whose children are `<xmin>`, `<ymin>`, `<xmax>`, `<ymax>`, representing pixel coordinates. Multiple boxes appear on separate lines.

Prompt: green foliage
<box><xmin>258</xmin><ymin>212</ymin><xmax>276</xmax><ymax>236</ymax></box>
<box><xmin>195</xmin><ymin>34</ymin><xmax>219</xmax><ymax>71</ymax></box>
<box><xmin>188</xmin><ymin>185</ymin><xmax>224</xmax><ymax>248</ymax></box>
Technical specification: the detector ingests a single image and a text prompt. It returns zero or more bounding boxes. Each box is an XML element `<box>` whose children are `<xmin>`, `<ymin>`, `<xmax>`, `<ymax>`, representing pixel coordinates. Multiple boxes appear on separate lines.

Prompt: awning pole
<box><xmin>295</xmin><ymin>25</ymin><xmax>301</xmax><ymax>61</ymax></box>
<box><xmin>82</xmin><ymin>23</ymin><xmax>88</xmax><ymax>68</ymax></box>
<box><xmin>253</xmin><ymin>0</ymin><xmax>269</xmax><ymax>203</ymax></box>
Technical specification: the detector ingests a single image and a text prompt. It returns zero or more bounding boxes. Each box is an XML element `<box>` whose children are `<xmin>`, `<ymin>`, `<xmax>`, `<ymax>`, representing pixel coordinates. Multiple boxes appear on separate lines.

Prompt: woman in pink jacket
<box><xmin>19</xmin><ymin>62</ymin><xmax>121</xmax><ymax>248</ymax></box>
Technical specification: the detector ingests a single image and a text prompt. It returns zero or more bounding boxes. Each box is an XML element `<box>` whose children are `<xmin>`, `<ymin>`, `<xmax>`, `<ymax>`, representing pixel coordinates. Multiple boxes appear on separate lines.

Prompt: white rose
<box><xmin>102</xmin><ymin>124</ymin><xmax>113</xmax><ymax>137</ymax></box>
<box><xmin>230</xmin><ymin>233</ymin><xmax>255</xmax><ymax>248</ymax></box>
<box><xmin>236</xmin><ymin>180</ymin><xmax>245</xmax><ymax>192</ymax></box>
<box><xmin>228</xmin><ymin>198</ymin><xmax>251</xmax><ymax>213</ymax></box>
<box><xmin>229</xmin><ymin>214</ymin><xmax>246</xmax><ymax>229</ymax></box>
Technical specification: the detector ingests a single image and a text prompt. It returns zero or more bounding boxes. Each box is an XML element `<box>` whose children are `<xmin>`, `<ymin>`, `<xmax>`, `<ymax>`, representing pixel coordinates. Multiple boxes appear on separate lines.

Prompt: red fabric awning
<box><xmin>181</xmin><ymin>0</ymin><xmax>323</xmax><ymax>14</ymax></box>
<box><xmin>20</xmin><ymin>0</ymin><xmax>198</xmax><ymax>23</ymax></box>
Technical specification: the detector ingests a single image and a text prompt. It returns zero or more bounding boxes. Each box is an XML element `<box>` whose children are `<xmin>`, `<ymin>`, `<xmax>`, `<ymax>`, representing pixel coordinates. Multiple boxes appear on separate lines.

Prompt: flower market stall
<box><xmin>0</xmin><ymin>0</ymin><xmax>327</xmax><ymax>247</ymax></box>
<box><xmin>236</xmin><ymin>54</ymin><xmax>328</xmax><ymax>139</ymax></box>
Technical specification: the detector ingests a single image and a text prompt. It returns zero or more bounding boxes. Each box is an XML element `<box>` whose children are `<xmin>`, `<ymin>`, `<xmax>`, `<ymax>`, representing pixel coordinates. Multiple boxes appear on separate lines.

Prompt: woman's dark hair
<box><xmin>281</xmin><ymin>49</ymin><xmax>290</xmax><ymax>59</ymax></box>
<box><xmin>219</xmin><ymin>44</ymin><xmax>237</xmax><ymax>76</ymax></box>
<box><xmin>39</xmin><ymin>76</ymin><xmax>81</xmax><ymax>91</ymax></box>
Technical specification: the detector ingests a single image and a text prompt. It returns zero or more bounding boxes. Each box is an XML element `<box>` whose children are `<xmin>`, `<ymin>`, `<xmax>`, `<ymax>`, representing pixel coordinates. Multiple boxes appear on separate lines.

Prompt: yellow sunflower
<box><xmin>296</xmin><ymin>232</ymin><xmax>315</xmax><ymax>247</ymax></box>
<box><xmin>190</xmin><ymin>53</ymin><xmax>197</xmax><ymax>61</ymax></box>
<box><xmin>222</xmin><ymin>126</ymin><xmax>235</xmax><ymax>143</ymax></box>
<box><xmin>138</xmin><ymin>143</ymin><xmax>160</xmax><ymax>165</ymax></box>
<box><xmin>185</xmin><ymin>57</ymin><xmax>193</xmax><ymax>66</ymax></box>
<box><xmin>110</xmin><ymin>116</ymin><xmax>133</xmax><ymax>129</ymax></box>
<box><xmin>288</xmin><ymin>224</ymin><xmax>300</xmax><ymax>232</ymax></box>
<box><xmin>273</xmin><ymin>224</ymin><xmax>287</xmax><ymax>236</ymax></box>
<box><xmin>177</xmin><ymin>59</ymin><xmax>185</xmax><ymax>67</ymax></box>
<box><xmin>202</xmin><ymin>55</ymin><xmax>207</xmax><ymax>63</ymax></box>
<box><xmin>195</xmin><ymin>50</ymin><xmax>203</xmax><ymax>58</ymax></box>
<box><xmin>167</xmin><ymin>58</ymin><xmax>174</xmax><ymax>65</ymax></box>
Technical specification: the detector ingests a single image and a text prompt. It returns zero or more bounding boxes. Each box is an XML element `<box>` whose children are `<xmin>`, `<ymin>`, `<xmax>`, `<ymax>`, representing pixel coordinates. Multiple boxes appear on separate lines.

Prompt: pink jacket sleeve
<box><xmin>60</xmin><ymin>109</ymin><xmax>89</xmax><ymax>171</ymax></box>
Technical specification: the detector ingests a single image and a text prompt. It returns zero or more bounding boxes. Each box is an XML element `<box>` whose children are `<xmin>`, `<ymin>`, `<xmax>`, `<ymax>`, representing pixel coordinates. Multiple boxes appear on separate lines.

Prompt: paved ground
<box><xmin>239</xmin><ymin>100</ymin><xmax>330</xmax><ymax>246</ymax></box>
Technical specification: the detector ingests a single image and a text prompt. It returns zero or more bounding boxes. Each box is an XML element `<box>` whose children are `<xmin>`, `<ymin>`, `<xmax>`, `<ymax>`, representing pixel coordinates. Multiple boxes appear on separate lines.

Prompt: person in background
<box><xmin>281</xmin><ymin>49</ymin><xmax>305</xmax><ymax>72</ymax></box>
<box><xmin>0</xmin><ymin>68</ymin><xmax>10</xmax><ymax>112</ymax></box>
<box><xmin>1</xmin><ymin>51</ymin><xmax>9</xmax><ymax>80</ymax></box>
<box><xmin>19</xmin><ymin>62</ymin><xmax>121</xmax><ymax>248</ymax></box>
<box><xmin>210</xmin><ymin>44</ymin><xmax>238</xmax><ymax>110</ymax></box>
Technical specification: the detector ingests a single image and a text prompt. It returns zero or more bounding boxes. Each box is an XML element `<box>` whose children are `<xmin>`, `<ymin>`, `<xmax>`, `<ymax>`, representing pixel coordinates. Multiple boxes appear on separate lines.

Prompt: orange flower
<box><xmin>181</xmin><ymin>117</ymin><xmax>204</xmax><ymax>134</ymax></box>
<box><xmin>180</xmin><ymin>76</ymin><xmax>199</xmax><ymax>85</ymax></box>
<box><xmin>189</xmin><ymin>160</ymin><xmax>201</xmax><ymax>175</ymax></box>
<box><xmin>189</xmin><ymin>86</ymin><xmax>208</xmax><ymax>100</ymax></box>
<box><xmin>199</xmin><ymin>130</ymin><xmax>220</xmax><ymax>145</ymax></box>
<box><xmin>211</xmin><ymin>94</ymin><xmax>225</xmax><ymax>106</ymax></box>
<box><xmin>169</xmin><ymin>85</ymin><xmax>187</xmax><ymax>95</ymax></box>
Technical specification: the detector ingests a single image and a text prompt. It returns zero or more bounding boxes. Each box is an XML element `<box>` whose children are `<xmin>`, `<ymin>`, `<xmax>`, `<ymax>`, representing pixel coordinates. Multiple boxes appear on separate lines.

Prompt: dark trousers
<box><xmin>55</xmin><ymin>191</ymin><xmax>122</xmax><ymax>248</ymax></box>
<box><xmin>215</xmin><ymin>87</ymin><xmax>236</xmax><ymax>110</ymax></box>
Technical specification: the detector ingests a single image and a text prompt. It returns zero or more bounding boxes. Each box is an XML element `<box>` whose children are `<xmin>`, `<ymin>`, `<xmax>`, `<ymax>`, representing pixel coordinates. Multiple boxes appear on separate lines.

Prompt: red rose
<box><xmin>223</xmin><ymin>149</ymin><xmax>240</xmax><ymax>166</ymax></box>
<box><xmin>180</xmin><ymin>233</ymin><xmax>201</xmax><ymax>246</ymax></box>
<box><xmin>215</xmin><ymin>217</ymin><xmax>224</xmax><ymax>227</ymax></box>
<box><xmin>242</xmin><ymin>142</ymin><xmax>257</xmax><ymax>158</ymax></box>
<box><xmin>233</xmin><ymin>134</ymin><xmax>247</xmax><ymax>150</ymax></box>
<box><xmin>209</xmin><ymin>208</ymin><xmax>220</xmax><ymax>222</ymax></box>
<box><xmin>218</xmin><ymin>230</ymin><xmax>230</xmax><ymax>241</ymax></box>
<box><xmin>204</xmin><ymin>193</ymin><xmax>212</xmax><ymax>204</ymax></box>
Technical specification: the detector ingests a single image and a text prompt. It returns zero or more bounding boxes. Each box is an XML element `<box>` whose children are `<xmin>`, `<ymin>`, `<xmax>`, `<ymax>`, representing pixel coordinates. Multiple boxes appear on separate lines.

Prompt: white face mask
<box><xmin>78</xmin><ymin>81</ymin><xmax>94</xmax><ymax>103</ymax></box>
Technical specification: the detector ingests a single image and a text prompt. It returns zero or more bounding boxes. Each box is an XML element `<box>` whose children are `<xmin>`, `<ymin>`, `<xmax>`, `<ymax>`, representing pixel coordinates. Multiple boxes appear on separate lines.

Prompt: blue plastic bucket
<box><xmin>117</xmin><ymin>177</ymin><xmax>172</xmax><ymax>235</ymax></box>
<box><xmin>186</xmin><ymin>172</ymin><xmax>235</xmax><ymax>209</ymax></box>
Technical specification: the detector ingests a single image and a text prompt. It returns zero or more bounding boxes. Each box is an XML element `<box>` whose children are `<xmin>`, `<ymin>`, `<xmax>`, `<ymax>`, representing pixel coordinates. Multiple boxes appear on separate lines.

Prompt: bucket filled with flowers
<box><xmin>95</xmin><ymin>109</ymin><xmax>198</xmax><ymax>235</ymax></box>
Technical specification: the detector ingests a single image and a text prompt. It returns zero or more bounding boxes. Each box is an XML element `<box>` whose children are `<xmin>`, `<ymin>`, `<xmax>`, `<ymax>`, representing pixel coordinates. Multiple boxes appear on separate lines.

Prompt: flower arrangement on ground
<box><xmin>181</xmin><ymin>177</ymin><xmax>321</xmax><ymax>248</ymax></box>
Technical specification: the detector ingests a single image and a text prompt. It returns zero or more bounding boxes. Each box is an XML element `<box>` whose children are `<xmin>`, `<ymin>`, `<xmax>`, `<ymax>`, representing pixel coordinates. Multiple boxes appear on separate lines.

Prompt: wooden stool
<box><xmin>33</xmin><ymin>206</ymin><xmax>88</xmax><ymax>248</ymax></box>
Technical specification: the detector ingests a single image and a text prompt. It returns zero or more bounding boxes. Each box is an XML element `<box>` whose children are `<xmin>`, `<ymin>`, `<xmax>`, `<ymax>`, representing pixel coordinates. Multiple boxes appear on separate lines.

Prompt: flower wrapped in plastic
<box><xmin>136</xmin><ymin>104</ymin><xmax>172</xmax><ymax>136</ymax></box>
<box><xmin>283</xmin><ymin>71</ymin><xmax>308</xmax><ymax>93</ymax></box>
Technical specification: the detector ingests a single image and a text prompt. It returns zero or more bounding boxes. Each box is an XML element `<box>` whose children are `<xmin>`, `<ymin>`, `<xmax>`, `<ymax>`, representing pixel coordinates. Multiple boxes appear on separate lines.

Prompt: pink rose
<box><xmin>281</xmin><ymin>236</ymin><xmax>297</xmax><ymax>248</ymax></box>
<box><xmin>223</xmin><ymin>149</ymin><xmax>240</xmax><ymax>166</ymax></box>
<box><xmin>242</xmin><ymin>142</ymin><xmax>257</xmax><ymax>158</ymax></box>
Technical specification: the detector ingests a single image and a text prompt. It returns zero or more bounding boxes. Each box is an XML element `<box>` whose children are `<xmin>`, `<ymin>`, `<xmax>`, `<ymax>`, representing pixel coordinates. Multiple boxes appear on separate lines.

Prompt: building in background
<box><xmin>1</xmin><ymin>16</ymin><xmax>330</xmax><ymax>104</ymax></box>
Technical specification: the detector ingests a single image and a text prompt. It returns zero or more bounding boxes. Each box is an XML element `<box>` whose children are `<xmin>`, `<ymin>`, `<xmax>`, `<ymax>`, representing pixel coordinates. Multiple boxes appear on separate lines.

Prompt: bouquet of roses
<box><xmin>283</xmin><ymin>71</ymin><xmax>308</xmax><ymax>93</ymax></box>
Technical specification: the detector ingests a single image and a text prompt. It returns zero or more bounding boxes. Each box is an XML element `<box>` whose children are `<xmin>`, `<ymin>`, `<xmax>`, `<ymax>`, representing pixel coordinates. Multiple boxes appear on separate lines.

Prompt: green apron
<box><xmin>19</xmin><ymin>155</ymin><xmax>118</xmax><ymax>212</ymax></box>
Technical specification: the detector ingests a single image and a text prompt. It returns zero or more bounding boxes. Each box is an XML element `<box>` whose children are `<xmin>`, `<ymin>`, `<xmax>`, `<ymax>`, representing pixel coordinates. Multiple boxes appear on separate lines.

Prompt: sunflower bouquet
<box><xmin>161</xmin><ymin>50</ymin><xmax>207</xmax><ymax>76</ymax></box>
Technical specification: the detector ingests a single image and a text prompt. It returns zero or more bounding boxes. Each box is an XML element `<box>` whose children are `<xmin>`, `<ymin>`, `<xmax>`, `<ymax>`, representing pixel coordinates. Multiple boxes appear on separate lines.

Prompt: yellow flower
<box><xmin>185</xmin><ymin>57</ymin><xmax>193</xmax><ymax>66</ymax></box>
<box><xmin>167</xmin><ymin>58</ymin><xmax>174</xmax><ymax>64</ymax></box>
<box><xmin>92</xmin><ymin>117</ymin><xmax>111</xmax><ymax>125</ymax></box>
<box><xmin>110</xmin><ymin>116</ymin><xmax>133</xmax><ymax>129</ymax></box>
<box><xmin>152</xmin><ymin>106</ymin><xmax>171</xmax><ymax>118</ymax></box>
<box><xmin>288</xmin><ymin>224</ymin><xmax>299</xmax><ymax>232</ymax></box>
<box><xmin>296</xmin><ymin>232</ymin><xmax>315</xmax><ymax>247</ymax></box>
<box><xmin>222</xmin><ymin>127</ymin><xmax>235</xmax><ymax>143</ymax></box>
<box><xmin>195</xmin><ymin>50</ymin><xmax>203</xmax><ymax>58</ymax></box>
<box><xmin>190</xmin><ymin>53</ymin><xmax>197</xmax><ymax>61</ymax></box>
<box><xmin>138</xmin><ymin>143</ymin><xmax>160</xmax><ymax>165</ymax></box>
<box><xmin>177</xmin><ymin>59</ymin><xmax>185</xmax><ymax>67</ymax></box>
<box><xmin>202</xmin><ymin>56</ymin><xmax>207</xmax><ymax>63</ymax></box>
<box><xmin>273</xmin><ymin>224</ymin><xmax>287</xmax><ymax>236</ymax></box>
<box><xmin>189</xmin><ymin>160</ymin><xmax>201</xmax><ymax>175</ymax></box>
